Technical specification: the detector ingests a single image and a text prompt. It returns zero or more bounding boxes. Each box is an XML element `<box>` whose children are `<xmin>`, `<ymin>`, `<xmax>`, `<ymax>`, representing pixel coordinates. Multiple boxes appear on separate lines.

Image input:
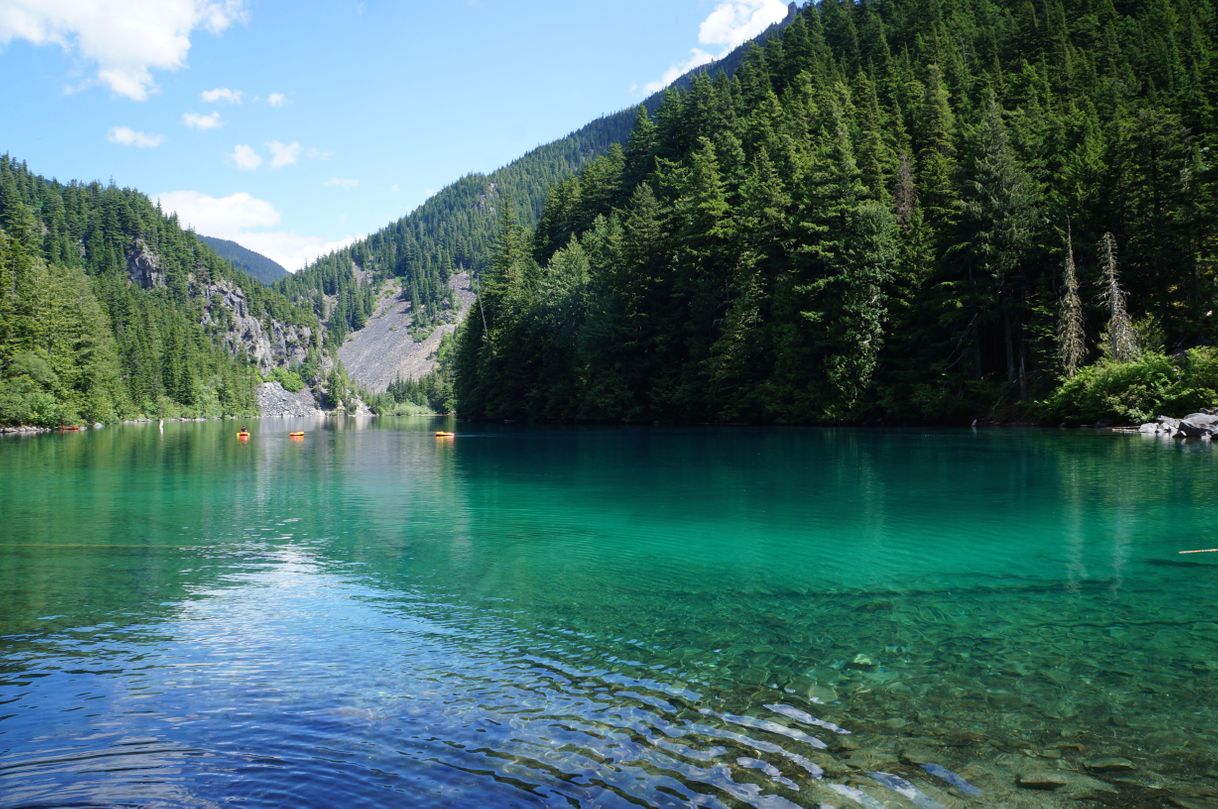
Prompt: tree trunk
<box><xmin>1018</xmin><ymin>324</ymin><xmax>1028</xmax><ymax>401</ymax></box>
<box><xmin>1004</xmin><ymin>309</ymin><xmax>1015</xmax><ymax>384</ymax></box>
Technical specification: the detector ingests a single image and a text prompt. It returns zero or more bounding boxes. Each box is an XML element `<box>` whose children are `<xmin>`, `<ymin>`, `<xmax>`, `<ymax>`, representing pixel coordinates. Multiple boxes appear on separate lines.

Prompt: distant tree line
<box><xmin>277</xmin><ymin>107</ymin><xmax>649</xmax><ymax>345</ymax></box>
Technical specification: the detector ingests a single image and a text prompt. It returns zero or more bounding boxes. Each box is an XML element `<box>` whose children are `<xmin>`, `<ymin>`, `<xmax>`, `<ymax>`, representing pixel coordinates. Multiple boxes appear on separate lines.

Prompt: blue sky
<box><xmin>0</xmin><ymin>0</ymin><xmax>789</xmax><ymax>271</ymax></box>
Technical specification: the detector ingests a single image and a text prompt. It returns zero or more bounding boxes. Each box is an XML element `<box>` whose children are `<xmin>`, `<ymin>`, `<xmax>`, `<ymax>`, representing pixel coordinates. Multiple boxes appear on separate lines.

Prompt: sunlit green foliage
<box><xmin>457</xmin><ymin>0</ymin><xmax>1218</xmax><ymax>424</ymax></box>
<box><xmin>0</xmin><ymin>156</ymin><xmax>316</xmax><ymax>425</ymax></box>
<box><xmin>1042</xmin><ymin>348</ymin><xmax>1218</xmax><ymax>424</ymax></box>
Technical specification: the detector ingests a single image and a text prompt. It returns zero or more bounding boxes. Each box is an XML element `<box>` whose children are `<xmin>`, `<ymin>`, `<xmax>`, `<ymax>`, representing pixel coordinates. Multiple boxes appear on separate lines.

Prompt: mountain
<box><xmin>198</xmin><ymin>235</ymin><xmax>290</xmax><ymax>285</ymax></box>
<box><xmin>275</xmin><ymin>4</ymin><xmax>801</xmax><ymax>393</ymax></box>
<box><xmin>0</xmin><ymin>156</ymin><xmax>320</xmax><ymax>425</ymax></box>
<box><xmin>455</xmin><ymin>0</ymin><xmax>1218</xmax><ymax>425</ymax></box>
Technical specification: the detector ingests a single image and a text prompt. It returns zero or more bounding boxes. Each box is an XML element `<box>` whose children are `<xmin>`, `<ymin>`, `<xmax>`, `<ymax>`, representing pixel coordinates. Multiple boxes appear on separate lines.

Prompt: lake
<box><xmin>1</xmin><ymin>419</ymin><xmax>1215</xmax><ymax>807</ymax></box>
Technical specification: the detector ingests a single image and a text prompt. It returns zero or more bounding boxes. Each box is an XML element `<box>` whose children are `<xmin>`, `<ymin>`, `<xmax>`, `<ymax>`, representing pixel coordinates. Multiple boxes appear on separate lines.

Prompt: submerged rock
<box><xmin>897</xmin><ymin>745</ymin><xmax>937</xmax><ymax>766</ymax></box>
<box><xmin>847</xmin><ymin>654</ymin><xmax>877</xmax><ymax>670</ymax></box>
<box><xmin>1016</xmin><ymin>770</ymin><xmax>1068</xmax><ymax>790</ymax></box>
<box><xmin>921</xmin><ymin>763</ymin><xmax>983</xmax><ymax>796</ymax></box>
<box><xmin>1168</xmin><ymin>791</ymin><xmax>1218</xmax><ymax>809</ymax></box>
<box><xmin>1084</xmin><ymin>756</ymin><xmax>1136</xmax><ymax>772</ymax></box>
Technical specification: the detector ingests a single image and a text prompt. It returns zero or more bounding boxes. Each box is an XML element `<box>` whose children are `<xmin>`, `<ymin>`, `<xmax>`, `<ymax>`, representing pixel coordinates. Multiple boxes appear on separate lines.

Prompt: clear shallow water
<box><xmin>1</xmin><ymin>420</ymin><xmax>1216</xmax><ymax>808</ymax></box>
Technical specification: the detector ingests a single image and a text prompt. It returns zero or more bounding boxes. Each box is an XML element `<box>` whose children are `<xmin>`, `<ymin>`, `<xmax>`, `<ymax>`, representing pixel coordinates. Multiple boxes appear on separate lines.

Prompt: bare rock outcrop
<box><xmin>338</xmin><ymin>272</ymin><xmax>474</xmax><ymax>393</ymax></box>
<box><xmin>125</xmin><ymin>239</ymin><xmax>314</xmax><ymax>371</ymax></box>
<box><xmin>257</xmin><ymin>381</ymin><xmax>324</xmax><ymax>418</ymax></box>
<box><xmin>126</xmin><ymin>241</ymin><xmax>164</xmax><ymax>288</ymax></box>
<box><xmin>201</xmin><ymin>279</ymin><xmax>314</xmax><ymax>370</ymax></box>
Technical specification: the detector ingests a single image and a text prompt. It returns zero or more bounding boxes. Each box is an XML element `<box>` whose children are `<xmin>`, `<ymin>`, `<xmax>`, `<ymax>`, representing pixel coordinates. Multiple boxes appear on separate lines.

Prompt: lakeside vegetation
<box><xmin>0</xmin><ymin>156</ymin><xmax>319</xmax><ymax>426</ymax></box>
<box><xmin>455</xmin><ymin>0</ymin><xmax>1218</xmax><ymax>425</ymax></box>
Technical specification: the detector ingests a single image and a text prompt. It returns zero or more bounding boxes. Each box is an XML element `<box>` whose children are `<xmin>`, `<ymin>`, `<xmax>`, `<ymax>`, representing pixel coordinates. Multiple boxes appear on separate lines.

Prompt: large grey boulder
<box><xmin>1176</xmin><ymin>417</ymin><xmax>1218</xmax><ymax>438</ymax></box>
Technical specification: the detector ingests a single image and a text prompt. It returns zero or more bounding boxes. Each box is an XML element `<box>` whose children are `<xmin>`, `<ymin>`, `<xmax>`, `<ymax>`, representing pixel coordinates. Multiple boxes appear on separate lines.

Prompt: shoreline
<box><xmin>4</xmin><ymin>414</ymin><xmax>1208</xmax><ymax>438</ymax></box>
<box><xmin>0</xmin><ymin>411</ymin><xmax>388</xmax><ymax>436</ymax></box>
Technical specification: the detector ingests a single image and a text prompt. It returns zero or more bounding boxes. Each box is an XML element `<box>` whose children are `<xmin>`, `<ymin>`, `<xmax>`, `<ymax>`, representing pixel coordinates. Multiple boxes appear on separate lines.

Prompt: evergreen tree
<box><xmin>1057</xmin><ymin>228</ymin><xmax>1087</xmax><ymax>377</ymax></box>
<box><xmin>957</xmin><ymin>95</ymin><xmax>1041</xmax><ymax>393</ymax></box>
<box><xmin>450</xmin><ymin>0</ymin><xmax>1218</xmax><ymax>426</ymax></box>
<box><xmin>1098</xmin><ymin>231</ymin><xmax>1139</xmax><ymax>362</ymax></box>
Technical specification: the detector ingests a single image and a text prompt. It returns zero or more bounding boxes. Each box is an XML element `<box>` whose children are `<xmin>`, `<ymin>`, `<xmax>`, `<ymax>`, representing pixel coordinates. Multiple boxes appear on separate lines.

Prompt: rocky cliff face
<box><xmin>200</xmin><ymin>278</ymin><xmax>314</xmax><ymax>370</ymax></box>
<box><xmin>126</xmin><ymin>242</ymin><xmax>165</xmax><ymax>288</ymax></box>
<box><xmin>126</xmin><ymin>240</ymin><xmax>314</xmax><ymax>370</ymax></box>
<box><xmin>338</xmin><ymin>272</ymin><xmax>474</xmax><ymax>393</ymax></box>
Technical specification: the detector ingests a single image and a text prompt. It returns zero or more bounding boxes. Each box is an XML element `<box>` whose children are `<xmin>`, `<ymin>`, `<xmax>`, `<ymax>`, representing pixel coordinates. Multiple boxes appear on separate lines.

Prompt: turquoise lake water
<box><xmin>1</xmin><ymin>419</ymin><xmax>1216</xmax><ymax>807</ymax></box>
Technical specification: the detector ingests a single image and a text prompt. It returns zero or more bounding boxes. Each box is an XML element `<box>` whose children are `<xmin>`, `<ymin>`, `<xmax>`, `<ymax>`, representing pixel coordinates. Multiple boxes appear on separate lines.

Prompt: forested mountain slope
<box><xmin>199</xmin><ymin>235</ymin><xmax>290</xmax><ymax>285</ymax></box>
<box><xmin>0</xmin><ymin>156</ymin><xmax>320</xmax><ymax>425</ymax></box>
<box><xmin>456</xmin><ymin>0</ymin><xmax>1218</xmax><ymax>424</ymax></box>
<box><xmin>275</xmin><ymin>5</ymin><xmax>800</xmax><ymax>352</ymax></box>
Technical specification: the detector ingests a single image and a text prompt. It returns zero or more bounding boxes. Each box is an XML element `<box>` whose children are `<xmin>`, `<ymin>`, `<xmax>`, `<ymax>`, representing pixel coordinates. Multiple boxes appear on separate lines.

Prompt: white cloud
<box><xmin>643</xmin><ymin>0</ymin><xmax>788</xmax><ymax>94</ymax></box>
<box><xmin>266</xmin><ymin>91</ymin><xmax>285</xmax><ymax>107</ymax></box>
<box><xmin>107</xmin><ymin>125</ymin><xmax>163</xmax><ymax>148</ymax></box>
<box><xmin>156</xmin><ymin>189</ymin><xmax>357</xmax><ymax>271</ymax></box>
<box><xmin>227</xmin><ymin>143</ymin><xmax>261</xmax><ymax>170</ymax></box>
<box><xmin>306</xmin><ymin>146</ymin><xmax>332</xmax><ymax>161</ymax></box>
<box><xmin>201</xmin><ymin>86</ymin><xmax>242</xmax><ymax>103</ymax></box>
<box><xmin>267</xmin><ymin>139</ymin><xmax>300</xmax><ymax>168</ymax></box>
<box><xmin>157</xmin><ymin>189</ymin><xmax>279</xmax><ymax>232</ymax></box>
<box><xmin>236</xmin><ymin>232</ymin><xmax>359</xmax><ymax>273</ymax></box>
<box><xmin>0</xmin><ymin>0</ymin><xmax>247</xmax><ymax>101</ymax></box>
<box><xmin>644</xmin><ymin>48</ymin><xmax>714</xmax><ymax>94</ymax></box>
<box><xmin>182</xmin><ymin>110</ymin><xmax>221</xmax><ymax>129</ymax></box>
<box><xmin>324</xmin><ymin>177</ymin><xmax>359</xmax><ymax>188</ymax></box>
<box><xmin>388</xmin><ymin>183</ymin><xmax>400</xmax><ymax>193</ymax></box>
<box><xmin>699</xmin><ymin>0</ymin><xmax>788</xmax><ymax>51</ymax></box>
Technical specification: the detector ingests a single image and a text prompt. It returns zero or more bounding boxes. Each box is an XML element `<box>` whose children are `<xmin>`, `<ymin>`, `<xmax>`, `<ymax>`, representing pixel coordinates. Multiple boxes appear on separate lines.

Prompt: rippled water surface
<box><xmin>2</xmin><ymin>420</ymin><xmax>1216</xmax><ymax>807</ymax></box>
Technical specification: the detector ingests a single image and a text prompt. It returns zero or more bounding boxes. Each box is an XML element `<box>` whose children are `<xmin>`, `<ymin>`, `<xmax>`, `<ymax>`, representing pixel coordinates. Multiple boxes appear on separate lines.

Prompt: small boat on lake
<box><xmin>289</xmin><ymin>432</ymin><xmax>305</xmax><ymax>439</ymax></box>
<box><xmin>434</xmin><ymin>431</ymin><xmax>455</xmax><ymax>438</ymax></box>
<box><xmin>237</xmin><ymin>431</ymin><xmax>250</xmax><ymax>440</ymax></box>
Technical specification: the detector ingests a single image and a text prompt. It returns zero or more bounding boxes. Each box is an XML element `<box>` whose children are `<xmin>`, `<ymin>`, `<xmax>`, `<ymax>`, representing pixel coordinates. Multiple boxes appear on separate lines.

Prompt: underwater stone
<box><xmin>1084</xmin><ymin>756</ymin><xmax>1136</xmax><ymax>772</ymax></box>
<box><xmin>897</xmin><ymin>745</ymin><xmax>937</xmax><ymax>766</ymax></box>
<box><xmin>845</xmin><ymin>749</ymin><xmax>891</xmax><ymax>771</ymax></box>
<box><xmin>1055</xmin><ymin>742</ymin><xmax>1087</xmax><ymax>753</ymax></box>
<box><xmin>833</xmin><ymin>735</ymin><xmax>860</xmax><ymax>752</ymax></box>
<box><xmin>847</xmin><ymin>654</ymin><xmax>876</xmax><ymax>670</ymax></box>
<box><xmin>1016</xmin><ymin>771</ymin><xmax>1069</xmax><ymax>790</ymax></box>
<box><xmin>1168</xmin><ymin>793</ymin><xmax>1218</xmax><ymax>809</ymax></box>
<box><xmin>920</xmin><ymin>763</ymin><xmax>983</xmax><ymax>796</ymax></box>
<box><xmin>807</xmin><ymin>683</ymin><xmax>839</xmax><ymax>703</ymax></box>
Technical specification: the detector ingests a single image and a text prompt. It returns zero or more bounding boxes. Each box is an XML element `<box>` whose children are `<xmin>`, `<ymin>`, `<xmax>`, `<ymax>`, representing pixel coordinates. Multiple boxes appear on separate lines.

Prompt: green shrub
<box><xmin>1041</xmin><ymin>348</ymin><xmax>1218</xmax><ymax>424</ymax></box>
<box><xmin>266</xmin><ymin>366</ymin><xmax>306</xmax><ymax>393</ymax></box>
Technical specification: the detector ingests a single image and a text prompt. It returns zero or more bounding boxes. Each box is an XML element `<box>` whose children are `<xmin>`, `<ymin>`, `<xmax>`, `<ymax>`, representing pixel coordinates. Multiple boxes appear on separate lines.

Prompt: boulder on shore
<box><xmin>1130</xmin><ymin>411</ymin><xmax>1218</xmax><ymax>438</ymax></box>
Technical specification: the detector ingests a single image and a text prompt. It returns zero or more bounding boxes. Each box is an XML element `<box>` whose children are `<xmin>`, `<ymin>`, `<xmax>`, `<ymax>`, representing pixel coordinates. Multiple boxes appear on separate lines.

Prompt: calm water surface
<box><xmin>1</xmin><ymin>420</ymin><xmax>1216</xmax><ymax>808</ymax></box>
